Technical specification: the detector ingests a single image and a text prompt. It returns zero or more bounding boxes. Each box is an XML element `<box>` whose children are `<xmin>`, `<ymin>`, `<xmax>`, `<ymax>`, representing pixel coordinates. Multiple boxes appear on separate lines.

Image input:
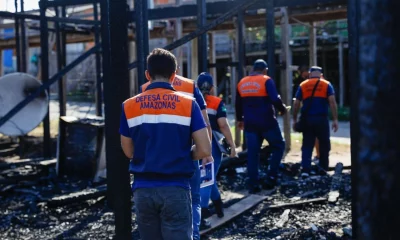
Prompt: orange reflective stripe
<box><xmin>124</xmin><ymin>89</ymin><xmax>192</xmax><ymax>119</ymax></box>
<box><xmin>300</xmin><ymin>78</ymin><xmax>330</xmax><ymax>99</ymax></box>
<box><xmin>205</xmin><ymin>95</ymin><xmax>222</xmax><ymax>111</ymax></box>
<box><xmin>237</xmin><ymin>75</ymin><xmax>269</xmax><ymax>97</ymax></box>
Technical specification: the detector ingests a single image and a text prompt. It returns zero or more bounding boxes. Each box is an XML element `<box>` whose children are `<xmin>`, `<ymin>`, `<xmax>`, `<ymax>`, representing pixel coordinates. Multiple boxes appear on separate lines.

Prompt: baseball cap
<box><xmin>309</xmin><ymin>66</ymin><xmax>323</xmax><ymax>73</ymax></box>
<box><xmin>253</xmin><ymin>59</ymin><xmax>268</xmax><ymax>71</ymax></box>
<box><xmin>197</xmin><ymin>72</ymin><xmax>214</xmax><ymax>90</ymax></box>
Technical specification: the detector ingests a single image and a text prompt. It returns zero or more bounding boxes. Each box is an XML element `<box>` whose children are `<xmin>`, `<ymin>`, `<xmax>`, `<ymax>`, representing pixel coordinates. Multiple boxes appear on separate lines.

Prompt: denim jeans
<box><xmin>245</xmin><ymin>125</ymin><xmax>285</xmax><ymax>187</ymax></box>
<box><xmin>200</xmin><ymin>140</ymin><xmax>222</xmax><ymax>208</ymax></box>
<box><xmin>190</xmin><ymin>160</ymin><xmax>201</xmax><ymax>240</ymax></box>
<box><xmin>133</xmin><ymin>186</ymin><xmax>192</xmax><ymax>240</ymax></box>
<box><xmin>302</xmin><ymin>119</ymin><xmax>331</xmax><ymax>171</ymax></box>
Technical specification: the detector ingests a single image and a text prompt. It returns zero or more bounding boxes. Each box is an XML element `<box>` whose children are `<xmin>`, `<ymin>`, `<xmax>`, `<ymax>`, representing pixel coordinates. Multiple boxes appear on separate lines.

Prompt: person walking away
<box><xmin>292</xmin><ymin>66</ymin><xmax>338</xmax><ymax>176</ymax></box>
<box><xmin>119</xmin><ymin>48</ymin><xmax>213</xmax><ymax>240</ymax></box>
<box><xmin>235</xmin><ymin>59</ymin><xmax>287</xmax><ymax>193</ymax></box>
<box><xmin>294</xmin><ymin>65</ymin><xmax>321</xmax><ymax>163</ymax></box>
<box><xmin>197</xmin><ymin>72</ymin><xmax>237</xmax><ymax>228</ymax></box>
<box><xmin>140</xmin><ymin>70</ymin><xmax>213</xmax><ymax>239</ymax></box>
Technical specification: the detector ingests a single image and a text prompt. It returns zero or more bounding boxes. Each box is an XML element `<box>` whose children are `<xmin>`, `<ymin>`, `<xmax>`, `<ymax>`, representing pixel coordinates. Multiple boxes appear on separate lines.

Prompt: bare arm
<box><xmin>192</xmin><ymin>128</ymin><xmax>212</xmax><ymax>160</ymax></box>
<box><xmin>201</xmin><ymin>109</ymin><xmax>212</xmax><ymax>141</ymax></box>
<box><xmin>217</xmin><ymin>117</ymin><xmax>235</xmax><ymax>148</ymax></box>
<box><xmin>328</xmin><ymin>95</ymin><xmax>338</xmax><ymax>121</ymax></box>
<box><xmin>120</xmin><ymin>135</ymin><xmax>134</xmax><ymax>159</ymax></box>
<box><xmin>292</xmin><ymin>99</ymin><xmax>301</xmax><ymax>121</ymax></box>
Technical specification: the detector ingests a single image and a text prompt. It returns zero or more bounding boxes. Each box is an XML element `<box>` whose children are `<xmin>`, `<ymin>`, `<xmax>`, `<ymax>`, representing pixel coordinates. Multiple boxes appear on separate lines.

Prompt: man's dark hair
<box><xmin>147</xmin><ymin>48</ymin><xmax>177</xmax><ymax>79</ymax></box>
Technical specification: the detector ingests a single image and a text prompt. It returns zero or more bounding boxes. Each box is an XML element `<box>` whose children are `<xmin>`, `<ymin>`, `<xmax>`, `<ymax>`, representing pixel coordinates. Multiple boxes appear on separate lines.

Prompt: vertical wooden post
<box><xmin>0</xmin><ymin>49</ymin><xmax>3</xmax><ymax>76</ymax></box>
<box><xmin>309</xmin><ymin>22</ymin><xmax>317</xmax><ymax>66</ymax></box>
<box><xmin>338</xmin><ymin>36</ymin><xmax>345</xmax><ymax>107</ymax></box>
<box><xmin>187</xmin><ymin>41</ymin><xmax>192</xmax><ymax>79</ymax></box>
<box><xmin>129</xmin><ymin>41</ymin><xmax>137</xmax><ymax>95</ymax></box>
<box><xmin>231</xmin><ymin>34</ymin><xmax>241</xmax><ymax>147</ymax></box>
<box><xmin>175</xmin><ymin>0</ymin><xmax>183</xmax><ymax>75</ymax></box>
<box><xmin>354</xmin><ymin>0</ymin><xmax>400</xmax><ymax>238</ymax></box>
<box><xmin>280</xmin><ymin>7</ymin><xmax>292</xmax><ymax>152</ymax></box>
<box><xmin>208</xmin><ymin>32</ymin><xmax>217</xmax><ymax>95</ymax></box>
<box><xmin>191</xmin><ymin>38</ymin><xmax>198</xmax><ymax>78</ymax></box>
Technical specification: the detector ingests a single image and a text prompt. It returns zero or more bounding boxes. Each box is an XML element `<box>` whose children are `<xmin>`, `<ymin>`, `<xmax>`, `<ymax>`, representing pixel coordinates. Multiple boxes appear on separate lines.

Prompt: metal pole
<box><xmin>55</xmin><ymin>7</ymin><xmax>66</xmax><ymax>116</ymax></box>
<box><xmin>266</xmin><ymin>0</ymin><xmax>275</xmax><ymax>80</ymax></box>
<box><xmin>94</xmin><ymin>3</ymin><xmax>102</xmax><ymax>116</ymax></box>
<box><xmin>39</xmin><ymin>0</ymin><xmax>51</xmax><ymax>158</ymax></box>
<box><xmin>101</xmin><ymin>0</ymin><xmax>131</xmax><ymax>238</ymax></box>
<box><xmin>20</xmin><ymin>0</ymin><xmax>27</xmax><ymax>73</ymax></box>
<box><xmin>338</xmin><ymin>36</ymin><xmax>344</xmax><ymax>107</ymax></box>
<box><xmin>197</xmin><ymin>0</ymin><xmax>207</xmax><ymax>74</ymax></box>
<box><xmin>237</xmin><ymin>11</ymin><xmax>246</xmax><ymax>150</ymax></box>
<box><xmin>14</xmin><ymin>0</ymin><xmax>21</xmax><ymax>72</ymax></box>
<box><xmin>347</xmin><ymin>0</ymin><xmax>359</xmax><ymax>237</ymax></box>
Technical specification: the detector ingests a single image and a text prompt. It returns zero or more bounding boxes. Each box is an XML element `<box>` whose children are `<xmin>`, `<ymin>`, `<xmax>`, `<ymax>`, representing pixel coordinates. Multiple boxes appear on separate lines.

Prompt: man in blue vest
<box><xmin>292</xmin><ymin>66</ymin><xmax>339</xmax><ymax>176</ymax></box>
<box><xmin>119</xmin><ymin>48</ymin><xmax>213</xmax><ymax>240</ymax></box>
<box><xmin>236</xmin><ymin>59</ymin><xmax>287</xmax><ymax>193</ymax></box>
<box><xmin>139</xmin><ymin>68</ymin><xmax>213</xmax><ymax>238</ymax></box>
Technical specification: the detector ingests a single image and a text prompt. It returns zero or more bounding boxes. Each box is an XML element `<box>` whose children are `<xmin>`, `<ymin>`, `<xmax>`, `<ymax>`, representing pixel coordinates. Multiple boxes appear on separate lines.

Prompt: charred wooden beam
<box><xmin>46</xmin><ymin>184</ymin><xmax>107</xmax><ymax>207</ymax></box>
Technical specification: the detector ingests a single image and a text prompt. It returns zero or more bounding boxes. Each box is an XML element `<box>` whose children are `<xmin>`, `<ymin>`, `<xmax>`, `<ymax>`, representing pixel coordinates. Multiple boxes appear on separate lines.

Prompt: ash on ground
<box><xmin>0</xmin><ymin>158</ymin><xmax>352</xmax><ymax>239</ymax></box>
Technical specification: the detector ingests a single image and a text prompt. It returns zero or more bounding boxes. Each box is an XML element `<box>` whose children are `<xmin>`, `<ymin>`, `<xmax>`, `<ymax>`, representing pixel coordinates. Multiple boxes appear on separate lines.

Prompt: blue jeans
<box><xmin>302</xmin><ymin>119</ymin><xmax>331</xmax><ymax>171</ymax></box>
<box><xmin>200</xmin><ymin>140</ymin><xmax>222</xmax><ymax>208</ymax></box>
<box><xmin>133</xmin><ymin>186</ymin><xmax>192</xmax><ymax>240</ymax></box>
<box><xmin>190</xmin><ymin>160</ymin><xmax>201</xmax><ymax>240</ymax></box>
<box><xmin>245</xmin><ymin>125</ymin><xmax>285</xmax><ymax>187</ymax></box>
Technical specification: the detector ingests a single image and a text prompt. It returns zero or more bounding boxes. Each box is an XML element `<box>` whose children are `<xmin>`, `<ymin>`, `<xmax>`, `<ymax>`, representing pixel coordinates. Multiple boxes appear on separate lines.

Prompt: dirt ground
<box><xmin>285</xmin><ymin>137</ymin><xmax>351</xmax><ymax>168</ymax></box>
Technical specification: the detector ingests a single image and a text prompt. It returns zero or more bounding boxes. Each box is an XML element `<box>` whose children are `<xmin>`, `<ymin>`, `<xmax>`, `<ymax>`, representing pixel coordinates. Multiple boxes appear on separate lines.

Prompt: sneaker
<box><xmin>261</xmin><ymin>176</ymin><xmax>277</xmax><ymax>190</ymax></box>
<box><xmin>200</xmin><ymin>218</ymin><xmax>211</xmax><ymax>230</ymax></box>
<box><xmin>312</xmin><ymin>156</ymin><xmax>320</xmax><ymax>164</ymax></box>
<box><xmin>300</xmin><ymin>170</ymin><xmax>310</xmax><ymax>179</ymax></box>
<box><xmin>248</xmin><ymin>185</ymin><xmax>262</xmax><ymax>194</ymax></box>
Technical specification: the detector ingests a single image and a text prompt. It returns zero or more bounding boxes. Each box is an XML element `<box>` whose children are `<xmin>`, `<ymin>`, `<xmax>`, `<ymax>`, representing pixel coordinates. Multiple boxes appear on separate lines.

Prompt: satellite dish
<box><xmin>0</xmin><ymin>72</ymin><xmax>49</xmax><ymax>136</ymax></box>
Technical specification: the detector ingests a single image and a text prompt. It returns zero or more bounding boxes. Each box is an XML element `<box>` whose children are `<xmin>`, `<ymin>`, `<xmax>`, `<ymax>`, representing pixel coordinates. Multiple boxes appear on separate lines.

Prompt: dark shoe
<box><xmin>300</xmin><ymin>169</ymin><xmax>310</xmax><ymax>179</ymax></box>
<box><xmin>261</xmin><ymin>176</ymin><xmax>277</xmax><ymax>190</ymax></box>
<box><xmin>200</xmin><ymin>218</ymin><xmax>211</xmax><ymax>230</ymax></box>
<box><xmin>212</xmin><ymin>198</ymin><xmax>224</xmax><ymax>218</ymax></box>
<box><xmin>201</xmin><ymin>207</ymin><xmax>212</xmax><ymax>219</ymax></box>
<box><xmin>248</xmin><ymin>185</ymin><xmax>261</xmax><ymax>194</ymax></box>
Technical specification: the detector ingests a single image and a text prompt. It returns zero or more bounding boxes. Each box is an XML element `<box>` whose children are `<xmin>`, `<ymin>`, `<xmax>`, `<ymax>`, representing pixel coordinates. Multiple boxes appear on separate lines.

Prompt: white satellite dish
<box><xmin>0</xmin><ymin>72</ymin><xmax>49</xmax><ymax>136</ymax></box>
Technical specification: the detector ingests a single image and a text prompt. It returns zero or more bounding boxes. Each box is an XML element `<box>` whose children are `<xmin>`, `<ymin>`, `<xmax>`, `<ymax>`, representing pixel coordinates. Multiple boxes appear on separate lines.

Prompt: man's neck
<box><xmin>150</xmin><ymin>78</ymin><xmax>170</xmax><ymax>83</ymax></box>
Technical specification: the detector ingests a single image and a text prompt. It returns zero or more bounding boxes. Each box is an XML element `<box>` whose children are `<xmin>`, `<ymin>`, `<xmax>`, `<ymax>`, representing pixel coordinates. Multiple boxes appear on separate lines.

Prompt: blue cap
<box><xmin>253</xmin><ymin>59</ymin><xmax>268</xmax><ymax>71</ymax></box>
<box><xmin>309</xmin><ymin>66</ymin><xmax>323</xmax><ymax>73</ymax></box>
<box><xmin>197</xmin><ymin>72</ymin><xmax>213</xmax><ymax>90</ymax></box>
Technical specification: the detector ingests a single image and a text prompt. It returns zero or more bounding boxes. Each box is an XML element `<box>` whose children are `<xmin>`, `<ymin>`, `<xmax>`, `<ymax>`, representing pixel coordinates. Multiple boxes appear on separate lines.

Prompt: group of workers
<box><xmin>119</xmin><ymin>48</ymin><xmax>338</xmax><ymax>240</ymax></box>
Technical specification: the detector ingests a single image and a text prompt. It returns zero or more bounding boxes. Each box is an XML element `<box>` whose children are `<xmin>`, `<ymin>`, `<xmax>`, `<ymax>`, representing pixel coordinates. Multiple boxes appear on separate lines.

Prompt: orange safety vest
<box><xmin>237</xmin><ymin>75</ymin><xmax>270</xmax><ymax>98</ymax></box>
<box><xmin>299</xmin><ymin>78</ymin><xmax>331</xmax><ymax>100</ymax></box>
<box><xmin>141</xmin><ymin>75</ymin><xmax>195</xmax><ymax>97</ymax></box>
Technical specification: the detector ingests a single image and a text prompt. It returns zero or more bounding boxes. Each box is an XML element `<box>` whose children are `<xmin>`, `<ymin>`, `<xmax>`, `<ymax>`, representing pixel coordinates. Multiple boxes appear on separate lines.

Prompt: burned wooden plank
<box><xmin>0</xmin><ymin>147</ymin><xmax>17</xmax><ymax>157</ymax></box>
<box><xmin>46</xmin><ymin>184</ymin><xmax>107</xmax><ymax>207</ymax></box>
<box><xmin>328</xmin><ymin>162</ymin><xmax>344</xmax><ymax>203</ymax></box>
<box><xmin>200</xmin><ymin>194</ymin><xmax>269</xmax><ymax>235</ymax></box>
<box><xmin>267</xmin><ymin>197</ymin><xmax>328</xmax><ymax>209</ymax></box>
<box><xmin>275</xmin><ymin>209</ymin><xmax>291</xmax><ymax>228</ymax></box>
<box><xmin>0</xmin><ymin>158</ymin><xmax>56</xmax><ymax>170</ymax></box>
